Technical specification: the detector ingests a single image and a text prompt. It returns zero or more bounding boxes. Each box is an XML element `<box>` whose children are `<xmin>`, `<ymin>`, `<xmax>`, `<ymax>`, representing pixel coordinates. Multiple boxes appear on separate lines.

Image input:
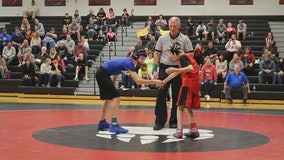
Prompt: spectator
<box><xmin>35</xmin><ymin>47</ymin><xmax>48</xmax><ymax>68</ymax></box>
<box><xmin>97</xmin><ymin>29</ymin><xmax>106</xmax><ymax>43</ymax></box>
<box><xmin>64</xmin><ymin>35</ymin><xmax>76</xmax><ymax>64</ymax></box>
<box><xmin>103</xmin><ymin>8</ymin><xmax>118</xmax><ymax>33</ymax></box>
<box><xmin>145</xmin><ymin>36</ymin><xmax>156</xmax><ymax>52</ymax></box>
<box><xmin>68</xmin><ymin>19</ymin><xmax>81</xmax><ymax>41</ymax></box>
<box><xmin>277</xmin><ymin>56</ymin><xmax>284</xmax><ymax>84</ymax></box>
<box><xmin>22</xmin><ymin>0</ymin><xmax>38</xmax><ymax>20</ymax></box>
<box><xmin>24</xmin><ymin>28</ymin><xmax>33</xmax><ymax>43</ymax></box>
<box><xmin>223</xmin><ymin>65</ymin><xmax>250</xmax><ymax>104</ymax></box>
<box><xmin>225</xmin><ymin>22</ymin><xmax>236</xmax><ymax>41</ymax></box>
<box><xmin>47</xmin><ymin>60</ymin><xmax>65</xmax><ymax>88</ymax></box>
<box><xmin>55</xmin><ymin>55</ymin><xmax>66</xmax><ymax>73</ymax></box>
<box><xmin>155</xmin><ymin>14</ymin><xmax>167</xmax><ymax>30</ymax></box>
<box><xmin>48</xmin><ymin>47</ymin><xmax>57</xmax><ymax>61</ymax></box>
<box><xmin>125</xmin><ymin>47</ymin><xmax>135</xmax><ymax>58</ymax></box>
<box><xmin>62</xmin><ymin>13</ymin><xmax>72</xmax><ymax>29</ymax></box>
<box><xmin>2</xmin><ymin>42</ymin><xmax>16</xmax><ymax>66</ymax></box>
<box><xmin>73</xmin><ymin>40</ymin><xmax>88</xmax><ymax>65</ymax></box>
<box><xmin>145</xmin><ymin>15</ymin><xmax>155</xmax><ymax>35</ymax></box>
<box><xmin>237</xmin><ymin>20</ymin><xmax>247</xmax><ymax>40</ymax></box>
<box><xmin>145</xmin><ymin>50</ymin><xmax>154</xmax><ymax>73</ymax></box>
<box><xmin>216</xmin><ymin>53</ymin><xmax>227</xmax><ymax>83</ymax></box>
<box><xmin>34</xmin><ymin>19</ymin><xmax>45</xmax><ymax>38</ymax></box>
<box><xmin>134</xmin><ymin>40</ymin><xmax>144</xmax><ymax>51</ymax></box>
<box><xmin>81</xmin><ymin>35</ymin><xmax>90</xmax><ymax>54</ymax></box>
<box><xmin>17</xmin><ymin>39</ymin><xmax>30</xmax><ymax>66</ymax></box>
<box><xmin>138</xmin><ymin>63</ymin><xmax>152</xmax><ymax>90</ymax></box>
<box><xmin>265</xmin><ymin>32</ymin><xmax>276</xmax><ymax>48</ymax></box>
<box><xmin>86</xmin><ymin>8</ymin><xmax>97</xmax><ymax>24</ymax></box>
<box><xmin>240</xmin><ymin>47</ymin><xmax>255</xmax><ymax>76</ymax></box>
<box><xmin>96</xmin><ymin>8</ymin><xmax>106</xmax><ymax>27</ymax></box>
<box><xmin>229</xmin><ymin>53</ymin><xmax>244</xmax><ymax>72</ymax></box>
<box><xmin>224</xmin><ymin>33</ymin><xmax>241</xmax><ymax>62</ymax></box>
<box><xmin>201</xmin><ymin>58</ymin><xmax>218</xmax><ymax>101</ymax></box>
<box><xmin>20</xmin><ymin>17</ymin><xmax>31</xmax><ymax>34</ymax></box>
<box><xmin>215</xmin><ymin>19</ymin><xmax>226</xmax><ymax>44</ymax></box>
<box><xmin>206</xmin><ymin>18</ymin><xmax>216</xmax><ymax>41</ymax></box>
<box><xmin>42</xmin><ymin>28</ymin><xmax>57</xmax><ymax>49</ymax></box>
<box><xmin>121</xmin><ymin>8</ymin><xmax>130</xmax><ymax>26</ymax></box>
<box><xmin>56</xmin><ymin>41</ymin><xmax>68</xmax><ymax>60</ymax></box>
<box><xmin>0</xmin><ymin>29</ymin><xmax>11</xmax><ymax>52</ymax></box>
<box><xmin>57</xmin><ymin>28</ymin><xmax>68</xmax><ymax>42</ymax></box>
<box><xmin>195</xmin><ymin>21</ymin><xmax>208</xmax><ymax>41</ymax></box>
<box><xmin>23</xmin><ymin>47</ymin><xmax>38</xmax><ymax>71</ymax></box>
<box><xmin>30</xmin><ymin>31</ymin><xmax>41</xmax><ymax>55</ymax></box>
<box><xmin>72</xmin><ymin>10</ymin><xmax>81</xmax><ymax>26</ymax></box>
<box><xmin>21</xmin><ymin>58</ymin><xmax>36</xmax><ymax>86</ymax></box>
<box><xmin>73</xmin><ymin>53</ymin><xmax>89</xmax><ymax>81</ymax></box>
<box><xmin>86</xmin><ymin>19</ymin><xmax>98</xmax><ymax>40</ymax></box>
<box><xmin>262</xmin><ymin>41</ymin><xmax>277</xmax><ymax>57</ymax></box>
<box><xmin>11</xmin><ymin>30</ymin><xmax>24</xmax><ymax>52</ymax></box>
<box><xmin>258</xmin><ymin>54</ymin><xmax>277</xmax><ymax>84</ymax></box>
<box><xmin>11</xmin><ymin>27</ymin><xmax>23</xmax><ymax>38</ymax></box>
<box><xmin>38</xmin><ymin>58</ymin><xmax>51</xmax><ymax>87</ymax></box>
<box><xmin>204</xmin><ymin>41</ymin><xmax>219</xmax><ymax>61</ymax></box>
<box><xmin>186</xmin><ymin>17</ymin><xmax>195</xmax><ymax>36</ymax></box>
<box><xmin>0</xmin><ymin>54</ymin><xmax>8</xmax><ymax>79</ymax></box>
<box><xmin>193</xmin><ymin>42</ymin><xmax>205</xmax><ymax>66</ymax></box>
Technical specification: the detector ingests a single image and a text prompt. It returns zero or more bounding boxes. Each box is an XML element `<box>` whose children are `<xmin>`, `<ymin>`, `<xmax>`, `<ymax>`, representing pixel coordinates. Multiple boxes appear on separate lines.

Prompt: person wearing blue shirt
<box><xmin>95</xmin><ymin>50</ymin><xmax>163</xmax><ymax>133</ymax></box>
<box><xmin>223</xmin><ymin>65</ymin><xmax>250</xmax><ymax>104</ymax></box>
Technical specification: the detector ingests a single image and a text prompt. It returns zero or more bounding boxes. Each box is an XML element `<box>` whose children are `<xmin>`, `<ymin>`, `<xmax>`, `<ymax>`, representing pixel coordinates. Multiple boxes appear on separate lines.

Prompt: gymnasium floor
<box><xmin>0</xmin><ymin>99</ymin><xmax>283</xmax><ymax>160</ymax></box>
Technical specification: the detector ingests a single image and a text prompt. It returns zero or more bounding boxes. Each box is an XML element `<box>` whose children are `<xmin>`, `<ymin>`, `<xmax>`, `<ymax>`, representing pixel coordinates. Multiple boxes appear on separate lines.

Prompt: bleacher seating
<box><xmin>0</xmin><ymin>15</ymin><xmax>283</xmax><ymax>101</ymax></box>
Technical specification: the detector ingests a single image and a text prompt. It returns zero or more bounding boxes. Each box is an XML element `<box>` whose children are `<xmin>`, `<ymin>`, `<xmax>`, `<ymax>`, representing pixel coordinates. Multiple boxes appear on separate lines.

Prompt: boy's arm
<box><xmin>128</xmin><ymin>70</ymin><xmax>163</xmax><ymax>86</ymax></box>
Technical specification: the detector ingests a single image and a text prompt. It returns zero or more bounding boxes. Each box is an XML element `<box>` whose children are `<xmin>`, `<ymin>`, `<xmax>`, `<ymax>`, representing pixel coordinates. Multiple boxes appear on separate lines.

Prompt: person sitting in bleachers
<box><xmin>21</xmin><ymin>58</ymin><xmax>36</xmax><ymax>86</ymax></box>
<box><xmin>0</xmin><ymin>29</ymin><xmax>11</xmax><ymax>53</ymax></box>
<box><xmin>195</xmin><ymin>21</ymin><xmax>208</xmax><ymax>41</ymax></box>
<box><xmin>258</xmin><ymin>54</ymin><xmax>277</xmax><ymax>84</ymax></box>
<box><xmin>0</xmin><ymin>54</ymin><xmax>8</xmax><ymax>79</ymax></box>
<box><xmin>11</xmin><ymin>27</ymin><xmax>23</xmax><ymax>38</ymax></box>
<box><xmin>86</xmin><ymin>19</ymin><xmax>98</xmax><ymax>40</ymax></box>
<box><xmin>47</xmin><ymin>60</ymin><xmax>65</xmax><ymax>88</ymax></box>
<box><xmin>240</xmin><ymin>47</ymin><xmax>255</xmax><ymax>76</ymax></box>
<box><xmin>277</xmin><ymin>56</ymin><xmax>284</xmax><ymax>84</ymax></box>
<box><xmin>204</xmin><ymin>41</ymin><xmax>219</xmax><ymax>62</ymax></box>
<box><xmin>24</xmin><ymin>28</ymin><xmax>33</xmax><ymax>43</ymax></box>
<box><xmin>22</xmin><ymin>0</ymin><xmax>38</xmax><ymax>20</ymax></box>
<box><xmin>145</xmin><ymin>15</ymin><xmax>155</xmax><ymax>36</ymax></box>
<box><xmin>34</xmin><ymin>19</ymin><xmax>45</xmax><ymax>38</ymax></box>
<box><xmin>134</xmin><ymin>39</ymin><xmax>144</xmax><ymax>52</ymax></box>
<box><xmin>97</xmin><ymin>29</ymin><xmax>106</xmax><ymax>43</ymax></box>
<box><xmin>106</xmin><ymin>27</ymin><xmax>116</xmax><ymax>43</ymax></box>
<box><xmin>229</xmin><ymin>53</ymin><xmax>244</xmax><ymax>72</ymax></box>
<box><xmin>73</xmin><ymin>53</ymin><xmax>89</xmax><ymax>82</ymax></box>
<box><xmin>215</xmin><ymin>53</ymin><xmax>228</xmax><ymax>83</ymax></box>
<box><xmin>72</xmin><ymin>10</ymin><xmax>81</xmax><ymax>28</ymax></box>
<box><xmin>225</xmin><ymin>22</ymin><xmax>236</xmax><ymax>41</ymax></box>
<box><xmin>80</xmin><ymin>35</ymin><xmax>90</xmax><ymax>54</ymax></box>
<box><xmin>2</xmin><ymin>42</ymin><xmax>16</xmax><ymax>66</ymax></box>
<box><xmin>237</xmin><ymin>20</ymin><xmax>247</xmax><ymax>40</ymax></box>
<box><xmin>20</xmin><ymin>18</ymin><xmax>31</xmax><ymax>35</ymax></box>
<box><xmin>73</xmin><ymin>40</ymin><xmax>88</xmax><ymax>66</ymax></box>
<box><xmin>216</xmin><ymin>19</ymin><xmax>226</xmax><ymax>44</ymax></box>
<box><xmin>56</xmin><ymin>41</ymin><xmax>68</xmax><ymax>60</ymax></box>
<box><xmin>30</xmin><ymin>31</ymin><xmax>41</xmax><ymax>55</ymax></box>
<box><xmin>48</xmin><ymin>47</ymin><xmax>57</xmax><ymax>61</ymax></box>
<box><xmin>186</xmin><ymin>17</ymin><xmax>195</xmax><ymax>36</ymax></box>
<box><xmin>38</xmin><ymin>58</ymin><xmax>51</xmax><ymax>87</ymax></box>
<box><xmin>23</xmin><ymin>47</ymin><xmax>38</xmax><ymax>71</ymax></box>
<box><xmin>262</xmin><ymin>43</ymin><xmax>277</xmax><ymax>58</ymax></box>
<box><xmin>62</xmin><ymin>13</ymin><xmax>72</xmax><ymax>29</ymax></box>
<box><xmin>121</xmin><ymin>8</ymin><xmax>130</xmax><ymax>26</ymax></box>
<box><xmin>57</xmin><ymin>28</ymin><xmax>68</xmax><ymax>42</ymax></box>
<box><xmin>155</xmin><ymin>14</ymin><xmax>167</xmax><ymax>30</ymax></box>
<box><xmin>224</xmin><ymin>33</ymin><xmax>242</xmax><ymax>62</ymax></box>
<box><xmin>201</xmin><ymin>58</ymin><xmax>218</xmax><ymax>101</ymax></box>
<box><xmin>206</xmin><ymin>18</ymin><xmax>216</xmax><ymax>41</ymax></box>
<box><xmin>138</xmin><ymin>63</ymin><xmax>152</xmax><ymax>90</ymax></box>
<box><xmin>42</xmin><ymin>28</ymin><xmax>57</xmax><ymax>50</ymax></box>
<box><xmin>194</xmin><ymin>42</ymin><xmax>205</xmax><ymax>66</ymax></box>
<box><xmin>11</xmin><ymin>30</ymin><xmax>24</xmax><ymax>53</ymax></box>
<box><xmin>103</xmin><ymin>8</ymin><xmax>118</xmax><ymax>33</ymax></box>
<box><xmin>145</xmin><ymin>50</ymin><xmax>154</xmax><ymax>73</ymax></box>
<box><xmin>55</xmin><ymin>55</ymin><xmax>66</xmax><ymax>74</ymax></box>
<box><xmin>86</xmin><ymin>8</ymin><xmax>97</xmax><ymax>24</ymax></box>
<box><xmin>96</xmin><ymin>8</ymin><xmax>106</xmax><ymax>28</ymax></box>
<box><xmin>17</xmin><ymin>39</ymin><xmax>30</xmax><ymax>66</ymax></box>
<box><xmin>64</xmin><ymin>34</ymin><xmax>76</xmax><ymax>62</ymax></box>
<box><xmin>265</xmin><ymin>32</ymin><xmax>276</xmax><ymax>48</ymax></box>
<box><xmin>35</xmin><ymin>47</ymin><xmax>48</xmax><ymax>68</ymax></box>
<box><xmin>68</xmin><ymin>19</ymin><xmax>81</xmax><ymax>41</ymax></box>
<box><xmin>145</xmin><ymin>36</ymin><xmax>156</xmax><ymax>52</ymax></box>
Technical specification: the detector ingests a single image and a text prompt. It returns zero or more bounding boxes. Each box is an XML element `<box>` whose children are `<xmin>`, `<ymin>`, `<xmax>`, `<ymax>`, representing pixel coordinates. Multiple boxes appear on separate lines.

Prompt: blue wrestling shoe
<box><xmin>98</xmin><ymin>119</ymin><xmax>110</xmax><ymax>131</ymax></box>
<box><xmin>109</xmin><ymin>124</ymin><xmax>129</xmax><ymax>133</ymax></box>
<box><xmin>184</xmin><ymin>130</ymin><xmax>200</xmax><ymax>139</ymax></box>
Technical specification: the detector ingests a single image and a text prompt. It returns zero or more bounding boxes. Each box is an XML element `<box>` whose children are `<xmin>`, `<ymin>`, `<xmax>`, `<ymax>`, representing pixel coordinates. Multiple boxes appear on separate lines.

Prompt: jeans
<box><xmin>258</xmin><ymin>71</ymin><xmax>277</xmax><ymax>84</ymax></box>
<box><xmin>203</xmin><ymin>79</ymin><xmax>214</xmax><ymax>95</ymax></box>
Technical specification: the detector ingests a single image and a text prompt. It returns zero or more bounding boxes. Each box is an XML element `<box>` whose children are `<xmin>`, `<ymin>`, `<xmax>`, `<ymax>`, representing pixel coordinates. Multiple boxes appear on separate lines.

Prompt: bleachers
<box><xmin>1</xmin><ymin>15</ymin><xmax>283</xmax><ymax>101</ymax></box>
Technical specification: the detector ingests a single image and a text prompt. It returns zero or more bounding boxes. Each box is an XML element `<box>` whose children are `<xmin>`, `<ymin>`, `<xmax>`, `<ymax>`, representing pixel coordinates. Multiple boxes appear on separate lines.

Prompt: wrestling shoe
<box><xmin>173</xmin><ymin>130</ymin><xmax>183</xmax><ymax>139</ymax></box>
<box><xmin>97</xmin><ymin>119</ymin><xmax>110</xmax><ymax>131</ymax></box>
<box><xmin>184</xmin><ymin>130</ymin><xmax>200</xmax><ymax>139</ymax></box>
<box><xmin>109</xmin><ymin>124</ymin><xmax>129</xmax><ymax>133</ymax></box>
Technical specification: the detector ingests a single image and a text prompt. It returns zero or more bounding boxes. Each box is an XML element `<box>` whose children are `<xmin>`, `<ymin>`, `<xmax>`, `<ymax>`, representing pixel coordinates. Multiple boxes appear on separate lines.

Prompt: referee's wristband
<box><xmin>152</xmin><ymin>64</ymin><xmax>158</xmax><ymax>72</ymax></box>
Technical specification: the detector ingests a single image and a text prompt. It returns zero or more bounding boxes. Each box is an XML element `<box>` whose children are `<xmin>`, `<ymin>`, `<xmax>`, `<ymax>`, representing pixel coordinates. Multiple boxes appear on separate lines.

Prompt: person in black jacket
<box><xmin>22</xmin><ymin>58</ymin><xmax>35</xmax><ymax>86</ymax></box>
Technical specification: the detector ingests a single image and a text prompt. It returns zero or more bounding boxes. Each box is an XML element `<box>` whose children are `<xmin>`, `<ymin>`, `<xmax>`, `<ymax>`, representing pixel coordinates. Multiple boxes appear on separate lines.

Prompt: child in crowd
<box><xmin>73</xmin><ymin>53</ymin><xmax>89</xmax><ymax>81</ymax></box>
<box><xmin>38</xmin><ymin>58</ymin><xmax>51</xmax><ymax>87</ymax></box>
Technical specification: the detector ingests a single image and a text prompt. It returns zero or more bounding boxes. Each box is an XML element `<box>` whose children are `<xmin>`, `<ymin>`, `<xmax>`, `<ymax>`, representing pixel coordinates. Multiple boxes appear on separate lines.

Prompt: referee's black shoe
<box><xmin>153</xmin><ymin>124</ymin><xmax>164</xmax><ymax>130</ymax></box>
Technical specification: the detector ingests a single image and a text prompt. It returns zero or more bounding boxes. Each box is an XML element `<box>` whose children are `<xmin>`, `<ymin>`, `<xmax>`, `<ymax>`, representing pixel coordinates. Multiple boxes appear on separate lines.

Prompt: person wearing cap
<box><xmin>2</xmin><ymin>42</ymin><xmax>16</xmax><ymax>66</ymax></box>
<box><xmin>42</xmin><ymin>28</ymin><xmax>57</xmax><ymax>49</ymax></box>
<box><xmin>95</xmin><ymin>50</ymin><xmax>164</xmax><ymax>133</ymax></box>
<box><xmin>223</xmin><ymin>64</ymin><xmax>250</xmax><ymax>104</ymax></box>
<box><xmin>23</xmin><ymin>0</ymin><xmax>38</xmax><ymax>20</ymax></box>
<box><xmin>0</xmin><ymin>29</ymin><xmax>11</xmax><ymax>52</ymax></box>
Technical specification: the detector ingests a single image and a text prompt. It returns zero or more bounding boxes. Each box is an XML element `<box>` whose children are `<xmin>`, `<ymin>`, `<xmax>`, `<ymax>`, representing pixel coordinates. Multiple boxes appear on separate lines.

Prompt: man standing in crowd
<box><xmin>152</xmin><ymin>16</ymin><xmax>194</xmax><ymax>130</ymax></box>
